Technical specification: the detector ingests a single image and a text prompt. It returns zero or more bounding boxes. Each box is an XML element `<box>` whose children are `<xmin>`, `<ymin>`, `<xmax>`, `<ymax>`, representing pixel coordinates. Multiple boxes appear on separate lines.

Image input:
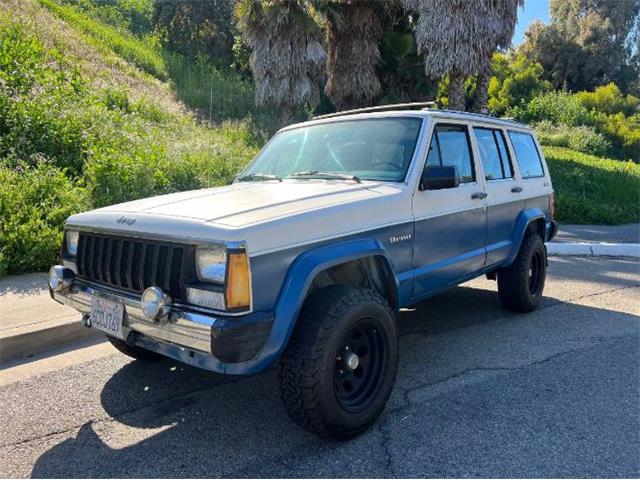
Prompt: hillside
<box><xmin>0</xmin><ymin>0</ymin><xmax>638</xmax><ymax>277</ymax></box>
<box><xmin>0</xmin><ymin>0</ymin><xmax>259</xmax><ymax>275</ymax></box>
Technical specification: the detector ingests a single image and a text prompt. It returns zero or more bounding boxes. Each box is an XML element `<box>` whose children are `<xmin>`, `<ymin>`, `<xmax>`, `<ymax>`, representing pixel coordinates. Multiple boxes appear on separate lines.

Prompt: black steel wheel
<box><xmin>498</xmin><ymin>232</ymin><xmax>547</xmax><ymax>312</ymax></box>
<box><xmin>334</xmin><ymin>319</ymin><xmax>389</xmax><ymax>414</ymax></box>
<box><xmin>279</xmin><ymin>286</ymin><xmax>398</xmax><ymax>439</ymax></box>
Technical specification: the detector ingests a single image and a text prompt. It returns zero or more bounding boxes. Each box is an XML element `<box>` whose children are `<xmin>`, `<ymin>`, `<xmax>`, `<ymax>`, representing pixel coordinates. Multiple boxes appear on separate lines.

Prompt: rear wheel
<box><xmin>279</xmin><ymin>286</ymin><xmax>398</xmax><ymax>438</ymax></box>
<box><xmin>498</xmin><ymin>232</ymin><xmax>547</xmax><ymax>312</ymax></box>
<box><xmin>107</xmin><ymin>336</ymin><xmax>163</xmax><ymax>361</ymax></box>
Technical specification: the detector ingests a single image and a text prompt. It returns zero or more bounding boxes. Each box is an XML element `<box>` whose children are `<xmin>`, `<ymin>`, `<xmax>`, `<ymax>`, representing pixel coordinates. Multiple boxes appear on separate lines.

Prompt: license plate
<box><xmin>90</xmin><ymin>297</ymin><xmax>124</xmax><ymax>339</ymax></box>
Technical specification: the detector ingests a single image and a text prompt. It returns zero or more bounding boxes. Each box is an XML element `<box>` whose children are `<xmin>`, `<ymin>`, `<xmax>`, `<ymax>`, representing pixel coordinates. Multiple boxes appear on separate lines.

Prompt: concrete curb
<box><xmin>547</xmin><ymin>242</ymin><xmax>640</xmax><ymax>258</ymax></box>
<box><xmin>0</xmin><ymin>317</ymin><xmax>101</xmax><ymax>363</ymax></box>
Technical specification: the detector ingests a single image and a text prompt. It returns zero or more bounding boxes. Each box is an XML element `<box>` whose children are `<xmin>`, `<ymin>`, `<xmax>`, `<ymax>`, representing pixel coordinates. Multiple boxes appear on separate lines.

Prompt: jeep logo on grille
<box><xmin>117</xmin><ymin>216</ymin><xmax>136</xmax><ymax>226</ymax></box>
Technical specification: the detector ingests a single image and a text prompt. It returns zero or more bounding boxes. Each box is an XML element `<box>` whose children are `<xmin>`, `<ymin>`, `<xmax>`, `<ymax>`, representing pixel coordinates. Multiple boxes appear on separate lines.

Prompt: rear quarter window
<box><xmin>508</xmin><ymin>131</ymin><xmax>544</xmax><ymax>178</ymax></box>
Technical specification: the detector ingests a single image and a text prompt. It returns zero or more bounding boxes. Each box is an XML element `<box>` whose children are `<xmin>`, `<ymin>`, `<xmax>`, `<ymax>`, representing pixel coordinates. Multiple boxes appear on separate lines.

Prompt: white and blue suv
<box><xmin>50</xmin><ymin>104</ymin><xmax>558</xmax><ymax>438</ymax></box>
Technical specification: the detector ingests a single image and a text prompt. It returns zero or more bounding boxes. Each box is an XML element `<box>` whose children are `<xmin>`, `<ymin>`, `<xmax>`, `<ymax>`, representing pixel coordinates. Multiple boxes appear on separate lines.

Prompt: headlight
<box><xmin>66</xmin><ymin>230</ymin><xmax>79</xmax><ymax>256</ymax></box>
<box><xmin>195</xmin><ymin>247</ymin><xmax>227</xmax><ymax>283</ymax></box>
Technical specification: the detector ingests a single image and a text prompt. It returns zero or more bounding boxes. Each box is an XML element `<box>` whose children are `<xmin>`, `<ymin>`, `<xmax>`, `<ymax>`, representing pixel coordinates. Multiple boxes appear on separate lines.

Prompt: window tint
<box><xmin>509</xmin><ymin>131</ymin><xmax>544</xmax><ymax>178</ymax></box>
<box><xmin>426</xmin><ymin>125</ymin><xmax>475</xmax><ymax>183</ymax></box>
<box><xmin>474</xmin><ymin>127</ymin><xmax>513</xmax><ymax>180</ymax></box>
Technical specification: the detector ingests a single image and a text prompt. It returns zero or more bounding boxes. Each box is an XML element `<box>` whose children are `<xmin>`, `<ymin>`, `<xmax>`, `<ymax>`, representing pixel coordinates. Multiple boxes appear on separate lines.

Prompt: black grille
<box><xmin>76</xmin><ymin>232</ymin><xmax>195</xmax><ymax>300</ymax></box>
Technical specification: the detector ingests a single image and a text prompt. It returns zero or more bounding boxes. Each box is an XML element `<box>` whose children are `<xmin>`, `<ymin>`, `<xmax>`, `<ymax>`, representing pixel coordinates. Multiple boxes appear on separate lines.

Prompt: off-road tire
<box><xmin>107</xmin><ymin>336</ymin><xmax>163</xmax><ymax>361</ymax></box>
<box><xmin>278</xmin><ymin>286</ymin><xmax>398</xmax><ymax>439</ymax></box>
<box><xmin>498</xmin><ymin>232</ymin><xmax>547</xmax><ymax>312</ymax></box>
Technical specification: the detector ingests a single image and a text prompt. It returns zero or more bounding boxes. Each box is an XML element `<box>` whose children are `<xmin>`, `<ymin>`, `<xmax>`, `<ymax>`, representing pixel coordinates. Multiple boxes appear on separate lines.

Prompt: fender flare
<box><xmin>504</xmin><ymin>207</ymin><xmax>546</xmax><ymax>266</ymax></box>
<box><xmin>228</xmin><ymin>238</ymin><xmax>399</xmax><ymax>374</ymax></box>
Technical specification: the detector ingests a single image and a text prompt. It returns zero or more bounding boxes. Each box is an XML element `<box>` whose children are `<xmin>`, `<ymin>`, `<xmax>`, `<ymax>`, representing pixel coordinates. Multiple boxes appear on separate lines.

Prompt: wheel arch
<box><xmin>504</xmin><ymin>207</ymin><xmax>546</xmax><ymax>266</ymax></box>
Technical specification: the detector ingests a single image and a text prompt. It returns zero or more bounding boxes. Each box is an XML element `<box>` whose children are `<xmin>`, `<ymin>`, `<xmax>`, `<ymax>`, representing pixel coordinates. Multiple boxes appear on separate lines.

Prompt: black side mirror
<box><xmin>419</xmin><ymin>165</ymin><xmax>460</xmax><ymax>191</ymax></box>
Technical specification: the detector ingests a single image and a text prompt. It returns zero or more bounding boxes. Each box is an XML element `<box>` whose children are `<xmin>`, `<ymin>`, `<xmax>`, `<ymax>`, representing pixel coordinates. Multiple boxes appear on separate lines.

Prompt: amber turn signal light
<box><xmin>225</xmin><ymin>251</ymin><xmax>251</xmax><ymax>310</ymax></box>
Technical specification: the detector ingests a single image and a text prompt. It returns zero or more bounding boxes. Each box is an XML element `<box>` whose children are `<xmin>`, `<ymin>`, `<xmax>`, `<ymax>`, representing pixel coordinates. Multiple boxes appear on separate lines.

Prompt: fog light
<box><xmin>141</xmin><ymin>286</ymin><xmax>172</xmax><ymax>320</ymax></box>
<box><xmin>49</xmin><ymin>265</ymin><xmax>74</xmax><ymax>292</ymax></box>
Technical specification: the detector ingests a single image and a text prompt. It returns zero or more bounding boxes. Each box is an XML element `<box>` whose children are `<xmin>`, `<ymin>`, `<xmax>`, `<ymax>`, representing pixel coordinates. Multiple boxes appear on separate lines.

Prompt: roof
<box><xmin>296</xmin><ymin>102</ymin><xmax>529</xmax><ymax>130</ymax></box>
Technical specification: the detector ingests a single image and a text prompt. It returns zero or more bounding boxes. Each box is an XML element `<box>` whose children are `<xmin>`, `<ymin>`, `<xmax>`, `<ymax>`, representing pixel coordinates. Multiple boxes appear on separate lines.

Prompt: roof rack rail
<box><xmin>312</xmin><ymin>101</ymin><xmax>437</xmax><ymax>120</ymax></box>
<box><xmin>427</xmin><ymin>108</ymin><xmax>528</xmax><ymax>127</ymax></box>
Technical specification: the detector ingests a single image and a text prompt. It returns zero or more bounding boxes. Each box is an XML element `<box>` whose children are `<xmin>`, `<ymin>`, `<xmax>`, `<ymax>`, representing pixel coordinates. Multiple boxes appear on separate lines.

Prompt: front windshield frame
<box><xmin>236</xmin><ymin>115</ymin><xmax>426</xmax><ymax>184</ymax></box>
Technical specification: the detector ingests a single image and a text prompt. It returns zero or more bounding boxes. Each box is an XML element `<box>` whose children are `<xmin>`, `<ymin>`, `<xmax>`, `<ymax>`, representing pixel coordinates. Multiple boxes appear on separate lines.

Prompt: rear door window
<box><xmin>474</xmin><ymin>127</ymin><xmax>513</xmax><ymax>180</ymax></box>
<box><xmin>508</xmin><ymin>131</ymin><xmax>544</xmax><ymax>178</ymax></box>
<box><xmin>426</xmin><ymin>125</ymin><xmax>475</xmax><ymax>183</ymax></box>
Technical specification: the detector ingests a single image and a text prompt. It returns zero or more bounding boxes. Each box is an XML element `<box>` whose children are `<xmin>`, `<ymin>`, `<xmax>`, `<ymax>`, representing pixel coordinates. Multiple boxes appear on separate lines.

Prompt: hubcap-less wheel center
<box><xmin>345</xmin><ymin>352</ymin><xmax>359</xmax><ymax>370</ymax></box>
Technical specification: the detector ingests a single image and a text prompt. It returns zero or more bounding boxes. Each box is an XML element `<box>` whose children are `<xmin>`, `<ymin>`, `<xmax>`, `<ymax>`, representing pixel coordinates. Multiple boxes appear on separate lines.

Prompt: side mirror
<box><xmin>419</xmin><ymin>165</ymin><xmax>460</xmax><ymax>191</ymax></box>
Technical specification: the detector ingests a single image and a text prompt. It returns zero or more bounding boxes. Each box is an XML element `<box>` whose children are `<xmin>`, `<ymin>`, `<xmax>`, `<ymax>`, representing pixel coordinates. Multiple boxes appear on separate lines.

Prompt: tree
<box><xmin>235</xmin><ymin>0</ymin><xmax>325</xmax><ymax>121</ymax></box>
<box><xmin>153</xmin><ymin>0</ymin><xmax>236</xmax><ymax>64</ymax></box>
<box><xmin>520</xmin><ymin>0</ymin><xmax>640</xmax><ymax>93</ymax></box>
<box><xmin>317</xmin><ymin>1</ymin><xmax>384</xmax><ymax>110</ymax></box>
<box><xmin>402</xmin><ymin>0</ymin><xmax>521</xmax><ymax>111</ymax></box>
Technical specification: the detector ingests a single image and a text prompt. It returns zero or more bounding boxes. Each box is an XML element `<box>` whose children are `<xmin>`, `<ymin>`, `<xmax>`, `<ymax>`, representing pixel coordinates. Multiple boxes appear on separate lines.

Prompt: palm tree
<box><xmin>472</xmin><ymin>0</ymin><xmax>523</xmax><ymax>113</ymax></box>
<box><xmin>317</xmin><ymin>1</ymin><xmax>384</xmax><ymax>110</ymax></box>
<box><xmin>235</xmin><ymin>0</ymin><xmax>325</xmax><ymax>121</ymax></box>
<box><xmin>402</xmin><ymin>0</ymin><xmax>522</xmax><ymax>111</ymax></box>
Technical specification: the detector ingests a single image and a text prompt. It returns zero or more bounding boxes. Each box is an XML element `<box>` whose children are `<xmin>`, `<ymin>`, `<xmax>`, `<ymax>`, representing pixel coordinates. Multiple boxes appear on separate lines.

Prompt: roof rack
<box><xmin>312</xmin><ymin>102</ymin><xmax>437</xmax><ymax>120</ymax></box>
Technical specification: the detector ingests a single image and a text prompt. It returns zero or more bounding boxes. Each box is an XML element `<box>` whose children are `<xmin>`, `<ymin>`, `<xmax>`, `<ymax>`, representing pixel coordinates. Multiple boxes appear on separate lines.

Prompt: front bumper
<box><xmin>51</xmin><ymin>278</ymin><xmax>273</xmax><ymax>374</ymax></box>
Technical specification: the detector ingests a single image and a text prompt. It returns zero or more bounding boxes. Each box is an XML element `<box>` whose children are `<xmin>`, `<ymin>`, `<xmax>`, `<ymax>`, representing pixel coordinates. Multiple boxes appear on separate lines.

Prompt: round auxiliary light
<box><xmin>49</xmin><ymin>265</ymin><xmax>74</xmax><ymax>292</ymax></box>
<box><xmin>141</xmin><ymin>286</ymin><xmax>172</xmax><ymax>320</ymax></box>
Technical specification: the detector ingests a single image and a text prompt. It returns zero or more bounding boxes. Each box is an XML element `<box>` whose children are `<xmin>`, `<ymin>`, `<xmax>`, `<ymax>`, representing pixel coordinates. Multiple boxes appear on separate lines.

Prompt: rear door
<box><xmin>411</xmin><ymin>122</ymin><xmax>487</xmax><ymax>299</ymax></box>
<box><xmin>471</xmin><ymin>126</ymin><xmax>524</xmax><ymax>267</ymax></box>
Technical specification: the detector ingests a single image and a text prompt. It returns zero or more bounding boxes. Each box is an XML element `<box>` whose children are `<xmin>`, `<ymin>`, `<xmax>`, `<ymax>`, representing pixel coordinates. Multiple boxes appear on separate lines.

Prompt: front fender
<box><xmin>504</xmin><ymin>207</ymin><xmax>545</xmax><ymax>266</ymax></box>
<box><xmin>224</xmin><ymin>238</ymin><xmax>398</xmax><ymax>375</ymax></box>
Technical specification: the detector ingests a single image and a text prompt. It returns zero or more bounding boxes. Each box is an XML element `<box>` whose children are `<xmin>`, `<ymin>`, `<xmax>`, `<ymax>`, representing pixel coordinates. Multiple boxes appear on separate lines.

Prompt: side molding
<box><xmin>504</xmin><ymin>207</ymin><xmax>546</xmax><ymax>266</ymax></box>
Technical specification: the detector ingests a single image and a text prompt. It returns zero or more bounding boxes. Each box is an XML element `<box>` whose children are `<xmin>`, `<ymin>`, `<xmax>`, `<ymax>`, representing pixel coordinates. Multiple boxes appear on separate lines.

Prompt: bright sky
<box><xmin>512</xmin><ymin>0</ymin><xmax>550</xmax><ymax>46</ymax></box>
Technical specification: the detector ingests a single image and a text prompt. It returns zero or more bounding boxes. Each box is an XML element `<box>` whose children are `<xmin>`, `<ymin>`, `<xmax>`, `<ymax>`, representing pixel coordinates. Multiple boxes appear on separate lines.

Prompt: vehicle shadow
<box><xmin>30</xmin><ymin>275</ymin><xmax>639</xmax><ymax>478</ymax></box>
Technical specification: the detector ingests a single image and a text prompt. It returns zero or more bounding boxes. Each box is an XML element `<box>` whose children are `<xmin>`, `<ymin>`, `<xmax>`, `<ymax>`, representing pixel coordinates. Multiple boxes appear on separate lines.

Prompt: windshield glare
<box><xmin>241</xmin><ymin>117</ymin><xmax>423</xmax><ymax>183</ymax></box>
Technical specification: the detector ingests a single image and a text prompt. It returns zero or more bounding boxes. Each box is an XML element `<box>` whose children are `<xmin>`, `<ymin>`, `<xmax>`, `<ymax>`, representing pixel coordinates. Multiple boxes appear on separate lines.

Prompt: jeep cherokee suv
<box><xmin>50</xmin><ymin>104</ymin><xmax>558</xmax><ymax>438</ymax></box>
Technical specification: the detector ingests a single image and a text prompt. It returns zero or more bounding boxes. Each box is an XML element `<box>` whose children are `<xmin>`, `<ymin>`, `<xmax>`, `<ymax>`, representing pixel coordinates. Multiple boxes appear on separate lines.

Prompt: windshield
<box><xmin>239</xmin><ymin>117</ymin><xmax>423</xmax><ymax>183</ymax></box>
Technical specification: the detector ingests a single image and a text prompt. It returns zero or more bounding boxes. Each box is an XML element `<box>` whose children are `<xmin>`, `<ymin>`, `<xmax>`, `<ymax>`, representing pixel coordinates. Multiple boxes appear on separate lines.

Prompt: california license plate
<box><xmin>90</xmin><ymin>297</ymin><xmax>124</xmax><ymax>339</ymax></box>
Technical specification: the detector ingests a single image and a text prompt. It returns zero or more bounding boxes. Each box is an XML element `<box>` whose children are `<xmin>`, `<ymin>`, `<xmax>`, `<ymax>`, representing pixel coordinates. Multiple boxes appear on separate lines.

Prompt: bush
<box><xmin>0</xmin><ymin>162</ymin><xmax>91</xmax><ymax>276</ymax></box>
<box><xmin>576</xmin><ymin>83</ymin><xmax>639</xmax><ymax>117</ymax></box>
<box><xmin>535</xmin><ymin>121</ymin><xmax>611</xmax><ymax>157</ymax></box>
<box><xmin>513</xmin><ymin>90</ymin><xmax>595</xmax><ymax>127</ymax></box>
<box><xmin>543</xmin><ymin>146</ymin><xmax>640</xmax><ymax>224</ymax></box>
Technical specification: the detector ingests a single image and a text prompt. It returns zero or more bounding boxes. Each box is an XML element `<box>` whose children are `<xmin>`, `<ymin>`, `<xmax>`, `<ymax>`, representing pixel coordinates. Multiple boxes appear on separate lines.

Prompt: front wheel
<box><xmin>498</xmin><ymin>232</ymin><xmax>547</xmax><ymax>312</ymax></box>
<box><xmin>278</xmin><ymin>286</ymin><xmax>398</xmax><ymax>439</ymax></box>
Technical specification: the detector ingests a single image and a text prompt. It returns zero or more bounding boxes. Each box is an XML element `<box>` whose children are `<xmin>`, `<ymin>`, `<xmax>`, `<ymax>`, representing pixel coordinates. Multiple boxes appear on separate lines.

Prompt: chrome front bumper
<box><xmin>52</xmin><ymin>279</ymin><xmax>220</xmax><ymax>354</ymax></box>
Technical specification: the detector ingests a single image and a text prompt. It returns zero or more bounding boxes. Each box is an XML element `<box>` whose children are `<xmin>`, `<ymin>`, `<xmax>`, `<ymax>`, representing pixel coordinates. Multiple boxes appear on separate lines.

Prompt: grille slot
<box><xmin>76</xmin><ymin>232</ymin><xmax>193</xmax><ymax>300</ymax></box>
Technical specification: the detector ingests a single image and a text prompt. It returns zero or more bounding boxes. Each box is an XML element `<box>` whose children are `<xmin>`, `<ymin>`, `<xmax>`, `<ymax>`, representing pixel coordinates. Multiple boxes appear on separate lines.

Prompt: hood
<box><xmin>67</xmin><ymin>180</ymin><xmax>411</xmax><ymax>255</ymax></box>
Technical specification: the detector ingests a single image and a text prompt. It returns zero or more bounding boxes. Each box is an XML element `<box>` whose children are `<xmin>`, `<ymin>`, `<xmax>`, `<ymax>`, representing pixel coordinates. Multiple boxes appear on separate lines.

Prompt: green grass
<box><xmin>39</xmin><ymin>0</ymin><xmax>166</xmax><ymax>80</ymax></box>
<box><xmin>543</xmin><ymin>146</ymin><xmax>640</xmax><ymax>225</ymax></box>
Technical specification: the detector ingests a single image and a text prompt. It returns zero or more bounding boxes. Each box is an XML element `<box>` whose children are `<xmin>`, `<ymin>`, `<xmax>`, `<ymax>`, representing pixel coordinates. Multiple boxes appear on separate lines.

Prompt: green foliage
<box><xmin>0</xmin><ymin>17</ymin><xmax>258</xmax><ymax>276</ymax></box>
<box><xmin>152</xmin><ymin>0</ymin><xmax>235</xmax><ymax>65</ymax></box>
<box><xmin>543</xmin><ymin>146</ymin><xmax>640</xmax><ymax>224</ymax></box>
<box><xmin>0</xmin><ymin>162</ymin><xmax>91</xmax><ymax>276</ymax></box>
<box><xmin>487</xmin><ymin>53</ymin><xmax>551</xmax><ymax>116</ymax></box>
<box><xmin>58</xmin><ymin>0</ymin><xmax>154</xmax><ymax>37</ymax></box>
<box><xmin>576</xmin><ymin>83</ymin><xmax>639</xmax><ymax>116</ymax></box>
<box><xmin>40</xmin><ymin>0</ymin><xmax>166</xmax><ymax>80</ymax></box>
<box><xmin>535</xmin><ymin>121</ymin><xmax>611</xmax><ymax>158</ymax></box>
<box><xmin>514</xmin><ymin>89</ymin><xmax>595</xmax><ymax>127</ymax></box>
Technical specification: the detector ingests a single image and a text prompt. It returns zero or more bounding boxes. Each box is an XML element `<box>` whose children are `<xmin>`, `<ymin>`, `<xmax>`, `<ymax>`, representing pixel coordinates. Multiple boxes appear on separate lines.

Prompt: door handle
<box><xmin>511</xmin><ymin>186</ymin><xmax>523</xmax><ymax>193</ymax></box>
<box><xmin>471</xmin><ymin>192</ymin><xmax>487</xmax><ymax>200</ymax></box>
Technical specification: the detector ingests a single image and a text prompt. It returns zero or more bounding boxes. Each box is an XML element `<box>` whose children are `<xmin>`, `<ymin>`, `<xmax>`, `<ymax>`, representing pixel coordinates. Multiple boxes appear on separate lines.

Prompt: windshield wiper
<box><xmin>287</xmin><ymin>171</ymin><xmax>361</xmax><ymax>183</ymax></box>
<box><xmin>236</xmin><ymin>173</ymin><xmax>282</xmax><ymax>182</ymax></box>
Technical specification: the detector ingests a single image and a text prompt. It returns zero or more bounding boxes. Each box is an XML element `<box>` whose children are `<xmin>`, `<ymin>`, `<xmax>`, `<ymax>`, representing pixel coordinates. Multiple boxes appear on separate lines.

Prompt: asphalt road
<box><xmin>1</xmin><ymin>256</ymin><xmax>638</xmax><ymax>478</ymax></box>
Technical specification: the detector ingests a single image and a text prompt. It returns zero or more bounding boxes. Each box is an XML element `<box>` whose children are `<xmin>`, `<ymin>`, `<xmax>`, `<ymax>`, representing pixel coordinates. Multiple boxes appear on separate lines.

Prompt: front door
<box><xmin>411</xmin><ymin>122</ymin><xmax>487</xmax><ymax>300</ymax></box>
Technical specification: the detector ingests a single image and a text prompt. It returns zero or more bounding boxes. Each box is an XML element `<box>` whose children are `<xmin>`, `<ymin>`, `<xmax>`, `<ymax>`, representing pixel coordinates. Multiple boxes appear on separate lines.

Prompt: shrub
<box><xmin>576</xmin><ymin>83</ymin><xmax>639</xmax><ymax>117</ymax></box>
<box><xmin>543</xmin><ymin>146</ymin><xmax>640</xmax><ymax>224</ymax></box>
<box><xmin>535</xmin><ymin>121</ymin><xmax>612</xmax><ymax>158</ymax></box>
<box><xmin>0</xmin><ymin>161</ymin><xmax>91</xmax><ymax>276</ymax></box>
<box><xmin>513</xmin><ymin>90</ymin><xmax>595</xmax><ymax>127</ymax></box>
